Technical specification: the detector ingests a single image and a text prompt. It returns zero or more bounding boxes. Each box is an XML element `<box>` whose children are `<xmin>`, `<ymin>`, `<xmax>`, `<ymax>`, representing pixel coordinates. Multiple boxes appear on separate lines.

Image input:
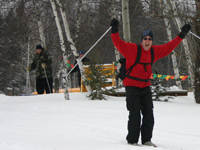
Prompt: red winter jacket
<box><xmin>111</xmin><ymin>32</ymin><xmax>183</xmax><ymax>88</ymax></box>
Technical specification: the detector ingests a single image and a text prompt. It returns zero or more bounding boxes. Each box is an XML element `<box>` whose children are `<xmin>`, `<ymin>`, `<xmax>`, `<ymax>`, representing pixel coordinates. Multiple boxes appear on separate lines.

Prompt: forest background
<box><xmin>1</xmin><ymin>0</ymin><xmax>200</xmax><ymax>103</ymax></box>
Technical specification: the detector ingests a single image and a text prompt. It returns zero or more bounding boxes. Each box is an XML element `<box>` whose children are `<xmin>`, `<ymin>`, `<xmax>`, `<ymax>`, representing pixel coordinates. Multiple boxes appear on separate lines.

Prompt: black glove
<box><xmin>178</xmin><ymin>24</ymin><xmax>191</xmax><ymax>39</ymax></box>
<box><xmin>110</xmin><ymin>18</ymin><xmax>119</xmax><ymax>33</ymax></box>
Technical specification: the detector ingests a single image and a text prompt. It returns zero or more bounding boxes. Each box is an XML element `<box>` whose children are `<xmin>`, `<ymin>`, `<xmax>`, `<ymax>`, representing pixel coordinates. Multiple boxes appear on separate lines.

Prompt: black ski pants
<box><xmin>125</xmin><ymin>86</ymin><xmax>154</xmax><ymax>144</ymax></box>
<box><xmin>36</xmin><ymin>77</ymin><xmax>53</xmax><ymax>94</ymax></box>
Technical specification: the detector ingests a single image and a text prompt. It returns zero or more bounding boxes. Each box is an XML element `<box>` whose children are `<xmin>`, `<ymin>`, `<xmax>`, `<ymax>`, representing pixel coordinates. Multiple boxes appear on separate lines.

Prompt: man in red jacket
<box><xmin>110</xmin><ymin>18</ymin><xmax>191</xmax><ymax>147</ymax></box>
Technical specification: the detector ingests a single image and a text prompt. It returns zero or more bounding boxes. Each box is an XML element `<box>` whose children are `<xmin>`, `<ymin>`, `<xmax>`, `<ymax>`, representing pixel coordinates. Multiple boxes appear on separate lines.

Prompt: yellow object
<box><xmin>32</xmin><ymin>63</ymin><xmax>116</xmax><ymax>94</ymax></box>
<box><xmin>81</xmin><ymin>63</ymin><xmax>116</xmax><ymax>92</ymax></box>
<box><xmin>32</xmin><ymin>88</ymin><xmax>81</xmax><ymax>95</ymax></box>
<box><xmin>27</xmin><ymin>66</ymin><xmax>31</xmax><ymax>71</ymax></box>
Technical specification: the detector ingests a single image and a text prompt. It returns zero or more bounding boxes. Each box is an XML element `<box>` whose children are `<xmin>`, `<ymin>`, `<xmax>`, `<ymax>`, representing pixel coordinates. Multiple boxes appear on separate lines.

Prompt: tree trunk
<box><xmin>121</xmin><ymin>0</ymin><xmax>131</xmax><ymax>42</ymax></box>
<box><xmin>73</xmin><ymin>0</ymin><xmax>82</xmax><ymax>44</ymax></box>
<box><xmin>54</xmin><ymin>61</ymin><xmax>63</xmax><ymax>93</ymax></box>
<box><xmin>112</xmin><ymin>0</ymin><xmax>122</xmax><ymax>87</ymax></box>
<box><xmin>167</xmin><ymin>0</ymin><xmax>194</xmax><ymax>86</ymax></box>
<box><xmin>121</xmin><ymin>0</ymin><xmax>131</xmax><ymax>87</ymax></box>
<box><xmin>26</xmin><ymin>37</ymin><xmax>31</xmax><ymax>94</ymax></box>
<box><xmin>56</xmin><ymin>0</ymin><xmax>91</xmax><ymax>92</ymax></box>
<box><xmin>50</xmin><ymin>0</ymin><xmax>69</xmax><ymax>100</ymax></box>
<box><xmin>37</xmin><ymin>16</ymin><xmax>46</xmax><ymax>48</ymax></box>
<box><xmin>193</xmin><ymin>0</ymin><xmax>200</xmax><ymax>104</ymax></box>
<box><xmin>160</xmin><ymin>0</ymin><xmax>182</xmax><ymax>89</ymax></box>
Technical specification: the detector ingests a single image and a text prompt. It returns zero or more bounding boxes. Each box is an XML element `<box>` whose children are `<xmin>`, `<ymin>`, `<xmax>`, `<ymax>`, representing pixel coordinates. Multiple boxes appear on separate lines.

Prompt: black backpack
<box><xmin>118</xmin><ymin>45</ymin><xmax>154</xmax><ymax>82</ymax></box>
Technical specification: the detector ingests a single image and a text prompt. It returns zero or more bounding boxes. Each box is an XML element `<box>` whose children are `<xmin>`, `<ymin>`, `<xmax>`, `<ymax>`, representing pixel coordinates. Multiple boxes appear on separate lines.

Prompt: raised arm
<box><xmin>153</xmin><ymin>24</ymin><xmax>191</xmax><ymax>61</ymax></box>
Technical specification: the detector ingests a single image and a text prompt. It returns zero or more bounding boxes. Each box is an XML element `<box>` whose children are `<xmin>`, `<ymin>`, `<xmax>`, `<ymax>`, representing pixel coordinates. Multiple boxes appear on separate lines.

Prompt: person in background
<box><xmin>110</xmin><ymin>18</ymin><xmax>191</xmax><ymax>147</ymax></box>
<box><xmin>27</xmin><ymin>44</ymin><xmax>53</xmax><ymax>94</ymax></box>
<box><xmin>71</xmin><ymin>50</ymin><xmax>90</xmax><ymax>87</ymax></box>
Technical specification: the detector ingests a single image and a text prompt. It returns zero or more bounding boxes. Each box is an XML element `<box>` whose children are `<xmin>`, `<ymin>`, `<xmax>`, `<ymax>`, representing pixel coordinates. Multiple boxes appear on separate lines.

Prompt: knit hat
<box><xmin>142</xmin><ymin>30</ymin><xmax>153</xmax><ymax>40</ymax></box>
<box><xmin>36</xmin><ymin>44</ymin><xmax>44</xmax><ymax>50</ymax></box>
<box><xmin>79</xmin><ymin>50</ymin><xmax>84</xmax><ymax>55</ymax></box>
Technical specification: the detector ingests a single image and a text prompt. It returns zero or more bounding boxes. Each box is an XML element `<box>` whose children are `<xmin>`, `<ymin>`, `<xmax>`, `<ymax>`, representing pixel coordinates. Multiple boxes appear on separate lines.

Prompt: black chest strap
<box><xmin>125</xmin><ymin>45</ymin><xmax>154</xmax><ymax>82</ymax></box>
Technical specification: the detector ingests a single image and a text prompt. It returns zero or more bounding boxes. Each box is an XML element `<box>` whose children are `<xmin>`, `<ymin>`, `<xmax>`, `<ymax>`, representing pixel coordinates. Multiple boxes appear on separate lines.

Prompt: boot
<box><xmin>143</xmin><ymin>141</ymin><xmax>157</xmax><ymax>147</ymax></box>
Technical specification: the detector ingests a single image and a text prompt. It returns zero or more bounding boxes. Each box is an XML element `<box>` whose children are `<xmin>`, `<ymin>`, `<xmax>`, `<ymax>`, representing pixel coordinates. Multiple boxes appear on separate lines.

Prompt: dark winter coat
<box><xmin>111</xmin><ymin>32</ymin><xmax>183</xmax><ymax>88</ymax></box>
<box><xmin>71</xmin><ymin>57</ymin><xmax>90</xmax><ymax>86</ymax></box>
<box><xmin>29</xmin><ymin>51</ymin><xmax>52</xmax><ymax>79</ymax></box>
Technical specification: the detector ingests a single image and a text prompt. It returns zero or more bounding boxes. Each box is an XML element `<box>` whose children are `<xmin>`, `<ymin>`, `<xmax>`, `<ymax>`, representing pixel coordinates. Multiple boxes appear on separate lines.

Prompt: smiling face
<box><xmin>142</xmin><ymin>36</ymin><xmax>153</xmax><ymax>51</ymax></box>
<box><xmin>36</xmin><ymin>49</ymin><xmax>42</xmax><ymax>54</ymax></box>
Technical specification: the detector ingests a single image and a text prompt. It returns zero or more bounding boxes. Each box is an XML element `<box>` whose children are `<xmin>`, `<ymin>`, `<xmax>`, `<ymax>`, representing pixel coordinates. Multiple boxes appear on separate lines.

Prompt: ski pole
<box><xmin>189</xmin><ymin>31</ymin><xmax>200</xmax><ymax>40</ymax></box>
<box><xmin>43</xmin><ymin>67</ymin><xmax>52</xmax><ymax>93</ymax></box>
<box><xmin>66</xmin><ymin>26</ymin><xmax>112</xmax><ymax>77</ymax></box>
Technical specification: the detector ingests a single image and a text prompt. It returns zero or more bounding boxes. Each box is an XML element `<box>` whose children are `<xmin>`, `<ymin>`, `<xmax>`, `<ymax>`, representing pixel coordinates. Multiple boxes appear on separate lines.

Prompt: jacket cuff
<box><xmin>111</xmin><ymin>27</ymin><xmax>118</xmax><ymax>33</ymax></box>
<box><xmin>178</xmin><ymin>32</ymin><xmax>185</xmax><ymax>39</ymax></box>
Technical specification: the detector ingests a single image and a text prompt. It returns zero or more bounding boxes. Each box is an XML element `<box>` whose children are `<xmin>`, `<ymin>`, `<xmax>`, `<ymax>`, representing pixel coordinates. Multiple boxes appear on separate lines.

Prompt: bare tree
<box><xmin>160</xmin><ymin>0</ymin><xmax>182</xmax><ymax>89</ymax></box>
<box><xmin>167</xmin><ymin>0</ymin><xmax>194</xmax><ymax>85</ymax></box>
<box><xmin>50</xmin><ymin>0</ymin><xmax>70</xmax><ymax>100</ymax></box>
<box><xmin>122</xmin><ymin>0</ymin><xmax>131</xmax><ymax>42</ymax></box>
<box><xmin>37</xmin><ymin>16</ymin><xmax>46</xmax><ymax>48</ymax></box>
<box><xmin>55</xmin><ymin>0</ymin><xmax>92</xmax><ymax>93</ymax></box>
<box><xmin>111</xmin><ymin>0</ymin><xmax>122</xmax><ymax>87</ymax></box>
<box><xmin>26</xmin><ymin>37</ymin><xmax>31</xmax><ymax>94</ymax></box>
<box><xmin>192</xmin><ymin>0</ymin><xmax>200</xmax><ymax>104</ymax></box>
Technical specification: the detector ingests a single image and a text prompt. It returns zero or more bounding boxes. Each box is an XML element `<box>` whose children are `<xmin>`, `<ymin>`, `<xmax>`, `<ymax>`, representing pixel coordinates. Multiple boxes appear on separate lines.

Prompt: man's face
<box><xmin>142</xmin><ymin>36</ymin><xmax>152</xmax><ymax>51</ymax></box>
<box><xmin>36</xmin><ymin>49</ymin><xmax>42</xmax><ymax>54</ymax></box>
<box><xmin>80</xmin><ymin>54</ymin><xmax>84</xmax><ymax>57</ymax></box>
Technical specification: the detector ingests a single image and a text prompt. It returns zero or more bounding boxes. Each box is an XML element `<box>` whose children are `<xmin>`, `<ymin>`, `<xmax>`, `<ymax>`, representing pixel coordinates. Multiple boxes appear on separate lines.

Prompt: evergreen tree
<box><xmin>151</xmin><ymin>75</ymin><xmax>168</xmax><ymax>102</ymax></box>
<box><xmin>83</xmin><ymin>60</ymin><xmax>116</xmax><ymax>100</ymax></box>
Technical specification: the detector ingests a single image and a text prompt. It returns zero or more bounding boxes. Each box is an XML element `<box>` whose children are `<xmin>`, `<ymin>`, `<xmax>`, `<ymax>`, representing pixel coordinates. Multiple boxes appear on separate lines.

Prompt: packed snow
<box><xmin>0</xmin><ymin>91</ymin><xmax>200</xmax><ymax>150</ymax></box>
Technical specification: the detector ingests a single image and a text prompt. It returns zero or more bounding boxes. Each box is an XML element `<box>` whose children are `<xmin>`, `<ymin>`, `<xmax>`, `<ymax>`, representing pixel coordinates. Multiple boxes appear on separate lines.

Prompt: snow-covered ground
<box><xmin>0</xmin><ymin>92</ymin><xmax>200</xmax><ymax>150</ymax></box>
